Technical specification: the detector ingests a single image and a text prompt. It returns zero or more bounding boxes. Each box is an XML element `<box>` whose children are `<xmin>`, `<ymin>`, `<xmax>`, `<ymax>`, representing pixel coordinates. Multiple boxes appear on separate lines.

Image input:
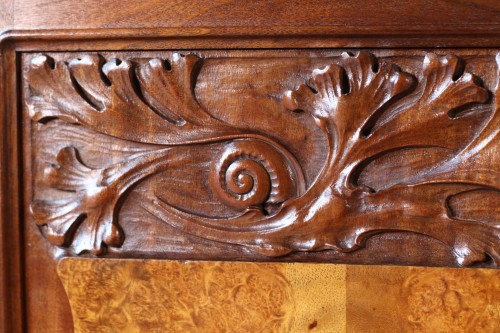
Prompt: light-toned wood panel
<box><xmin>347</xmin><ymin>266</ymin><xmax>500</xmax><ymax>332</ymax></box>
<box><xmin>58</xmin><ymin>259</ymin><xmax>500</xmax><ymax>333</ymax></box>
<box><xmin>58</xmin><ymin>259</ymin><xmax>346</xmax><ymax>333</ymax></box>
<box><xmin>0</xmin><ymin>0</ymin><xmax>13</xmax><ymax>33</ymax></box>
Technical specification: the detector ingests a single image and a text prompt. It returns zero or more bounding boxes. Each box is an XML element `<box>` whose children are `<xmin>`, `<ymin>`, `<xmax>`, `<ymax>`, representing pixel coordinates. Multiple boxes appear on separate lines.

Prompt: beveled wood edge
<box><xmin>0</xmin><ymin>44</ymin><xmax>24</xmax><ymax>333</ymax></box>
<box><xmin>1</xmin><ymin>26</ymin><xmax>500</xmax><ymax>50</ymax></box>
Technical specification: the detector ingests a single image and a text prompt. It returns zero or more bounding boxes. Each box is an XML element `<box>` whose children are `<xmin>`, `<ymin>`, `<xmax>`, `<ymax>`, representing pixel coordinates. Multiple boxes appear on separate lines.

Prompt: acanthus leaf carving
<box><xmin>26</xmin><ymin>51</ymin><xmax>499</xmax><ymax>265</ymax></box>
<box><xmin>31</xmin><ymin>146</ymin><xmax>123</xmax><ymax>253</ymax></box>
<box><xmin>28</xmin><ymin>53</ymin><xmax>244</xmax><ymax>145</ymax></box>
<box><xmin>28</xmin><ymin>52</ymin><xmax>305</xmax><ymax>254</ymax></box>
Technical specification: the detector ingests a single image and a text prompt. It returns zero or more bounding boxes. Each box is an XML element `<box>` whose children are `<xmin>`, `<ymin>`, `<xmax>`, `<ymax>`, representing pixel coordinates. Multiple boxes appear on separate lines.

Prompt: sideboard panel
<box><xmin>1</xmin><ymin>2</ymin><xmax>500</xmax><ymax>332</ymax></box>
<box><xmin>0</xmin><ymin>44</ymin><xmax>498</xmax><ymax>333</ymax></box>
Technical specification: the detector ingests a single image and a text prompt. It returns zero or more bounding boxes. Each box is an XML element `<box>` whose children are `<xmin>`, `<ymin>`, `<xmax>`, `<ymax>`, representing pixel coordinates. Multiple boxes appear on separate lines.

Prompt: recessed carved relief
<box><xmin>25</xmin><ymin>51</ymin><xmax>499</xmax><ymax>266</ymax></box>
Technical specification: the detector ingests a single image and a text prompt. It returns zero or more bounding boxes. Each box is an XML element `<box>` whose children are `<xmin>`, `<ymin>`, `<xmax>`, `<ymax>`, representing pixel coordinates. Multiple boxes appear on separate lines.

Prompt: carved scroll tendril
<box><xmin>144</xmin><ymin>52</ymin><xmax>498</xmax><ymax>266</ymax></box>
<box><xmin>210</xmin><ymin>140</ymin><xmax>302</xmax><ymax>214</ymax></box>
<box><xmin>27</xmin><ymin>51</ymin><xmax>499</xmax><ymax>265</ymax></box>
<box><xmin>27</xmin><ymin>53</ymin><xmax>304</xmax><ymax>254</ymax></box>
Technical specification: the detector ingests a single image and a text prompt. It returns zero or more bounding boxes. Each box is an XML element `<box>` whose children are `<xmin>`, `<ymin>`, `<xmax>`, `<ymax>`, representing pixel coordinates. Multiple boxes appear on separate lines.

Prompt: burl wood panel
<box><xmin>58</xmin><ymin>259</ymin><xmax>500</xmax><ymax>333</ymax></box>
<box><xmin>23</xmin><ymin>49</ymin><xmax>499</xmax><ymax>267</ymax></box>
<box><xmin>346</xmin><ymin>266</ymin><xmax>500</xmax><ymax>333</ymax></box>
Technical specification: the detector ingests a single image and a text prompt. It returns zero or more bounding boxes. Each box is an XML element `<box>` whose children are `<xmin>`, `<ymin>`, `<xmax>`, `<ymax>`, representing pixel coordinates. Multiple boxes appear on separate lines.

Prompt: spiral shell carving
<box><xmin>210</xmin><ymin>139</ymin><xmax>304</xmax><ymax>212</ymax></box>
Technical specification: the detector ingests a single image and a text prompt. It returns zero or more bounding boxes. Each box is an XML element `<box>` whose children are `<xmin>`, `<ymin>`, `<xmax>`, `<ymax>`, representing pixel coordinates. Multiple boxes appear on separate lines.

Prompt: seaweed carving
<box><xmin>27</xmin><ymin>51</ymin><xmax>499</xmax><ymax>265</ymax></box>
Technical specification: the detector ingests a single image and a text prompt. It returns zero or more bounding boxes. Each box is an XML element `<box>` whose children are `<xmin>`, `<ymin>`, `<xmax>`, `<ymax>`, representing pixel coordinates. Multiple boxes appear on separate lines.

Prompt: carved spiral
<box><xmin>210</xmin><ymin>139</ymin><xmax>303</xmax><ymax>212</ymax></box>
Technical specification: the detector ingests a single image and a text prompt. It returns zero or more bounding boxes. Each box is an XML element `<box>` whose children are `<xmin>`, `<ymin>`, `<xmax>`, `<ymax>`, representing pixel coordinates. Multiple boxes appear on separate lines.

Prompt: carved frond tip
<box><xmin>421</xmin><ymin>53</ymin><xmax>489</xmax><ymax>110</ymax></box>
<box><xmin>27</xmin><ymin>52</ymin><xmax>245</xmax><ymax>145</ymax></box>
<box><xmin>31</xmin><ymin>146</ymin><xmax>123</xmax><ymax>254</ymax></box>
<box><xmin>68</xmin><ymin>54</ymin><xmax>111</xmax><ymax>111</ymax></box>
<box><xmin>136</xmin><ymin>53</ymin><xmax>211</xmax><ymax>125</ymax></box>
<box><xmin>283</xmin><ymin>51</ymin><xmax>414</xmax><ymax>133</ymax></box>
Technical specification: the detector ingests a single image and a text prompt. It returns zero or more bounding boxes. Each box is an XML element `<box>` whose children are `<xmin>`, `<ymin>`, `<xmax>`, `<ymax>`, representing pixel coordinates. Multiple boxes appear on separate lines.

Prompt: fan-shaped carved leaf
<box><xmin>31</xmin><ymin>147</ymin><xmax>123</xmax><ymax>254</ymax></box>
<box><xmin>27</xmin><ymin>53</ymin><xmax>243</xmax><ymax>145</ymax></box>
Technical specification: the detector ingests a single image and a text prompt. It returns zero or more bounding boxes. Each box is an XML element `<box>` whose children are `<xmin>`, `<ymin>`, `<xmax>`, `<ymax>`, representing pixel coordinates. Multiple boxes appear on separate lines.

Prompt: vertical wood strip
<box><xmin>0</xmin><ymin>43</ymin><xmax>24</xmax><ymax>333</ymax></box>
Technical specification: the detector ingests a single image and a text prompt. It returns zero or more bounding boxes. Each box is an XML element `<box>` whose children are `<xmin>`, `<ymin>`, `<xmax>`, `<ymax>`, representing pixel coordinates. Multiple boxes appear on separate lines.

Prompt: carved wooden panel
<box><xmin>23</xmin><ymin>49</ymin><xmax>499</xmax><ymax>268</ymax></box>
<box><xmin>58</xmin><ymin>259</ymin><xmax>500</xmax><ymax>333</ymax></box>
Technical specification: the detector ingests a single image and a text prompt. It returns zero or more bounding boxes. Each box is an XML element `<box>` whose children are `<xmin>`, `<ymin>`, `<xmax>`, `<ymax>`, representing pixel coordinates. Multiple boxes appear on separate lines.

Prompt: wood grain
<box><xmin>0</xmin><ymin>44</ymin><xmax>24</xmax><ymax>333</ymax></box>
<box><xmin>58</xmin><ymin>259</ymin><xmax>500</xmax><ymax>333</ymax></box>
<box><xmin>2</xmin><ymin>1</ymin><xmax>500</xmax><ymax>49</ymax></box>
<box><xmin>0</xmin><ymin>1</ymin><xmax>499</xmax><ymax>332</ymax></box>
<box><xmin>346</xmin><ymin>266</ymin><xmax>500</xmax><ymax>332</ymax></box>
<box><xmin>24</xmin><ymin>50</ymin><xmax>499</xmax><ymax>267</ymax></box>
<box><xmin>4</xmin><ymin>0</ymin><xmax>500</xmax><ymax>31</ymax></box>
<box><xmin>0</xmin><ymin>0</ymin><xmax>13</xmax><ymax>33</ymax></box>
<box><xmin>58</xmin><ymin>259</ymin><xmax>346</xmax><ymax>333</ymax></box>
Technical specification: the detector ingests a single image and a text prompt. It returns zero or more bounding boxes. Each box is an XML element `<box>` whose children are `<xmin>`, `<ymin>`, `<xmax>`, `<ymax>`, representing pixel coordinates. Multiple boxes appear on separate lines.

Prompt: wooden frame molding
<box><xmin>0</xmin><ymin>40</ymin><xmax>24</xmax><ymax>333</ymax></box>
<box><xmin>2</xmin><ymin>26</ymin><xmax>500</xmax><ymax>50</ymax></box>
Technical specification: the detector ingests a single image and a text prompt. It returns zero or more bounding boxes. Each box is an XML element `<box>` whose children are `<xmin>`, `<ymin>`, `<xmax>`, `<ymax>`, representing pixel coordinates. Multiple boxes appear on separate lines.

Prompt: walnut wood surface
<box><xmin>2</xmin><ymin>1</ymin><xmax>500</xmax><ymax>49</ymax></box>
<box><xmin>14</xmin><ymin>48</ymin><xmax>500</xmax><ymax>333</ymax></box>
<box><xmin>58</xmin><ymin>259</ymin><xmax>500</xmax><ymax>333</ymax></box>
<box><xmin>24</xmin><ymin>50</ymin><xmax>499</xmax><ymax>266</ymax></box>
<box><xmin>1</xmin><ymin>1</ymin><xmax>500</xmax><ymax>332</ymax></box>
<box><xmin>2</xmin><ymin>0</ymin><xmax>500</xmax><ymax>33</ymax></box>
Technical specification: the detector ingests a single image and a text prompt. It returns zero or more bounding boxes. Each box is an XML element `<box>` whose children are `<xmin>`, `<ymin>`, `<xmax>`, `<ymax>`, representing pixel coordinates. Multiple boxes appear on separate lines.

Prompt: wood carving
<box><xmin>26</xmin><ymin>51</ymin><xmax>499</xmax><ymax>266</ymax></box>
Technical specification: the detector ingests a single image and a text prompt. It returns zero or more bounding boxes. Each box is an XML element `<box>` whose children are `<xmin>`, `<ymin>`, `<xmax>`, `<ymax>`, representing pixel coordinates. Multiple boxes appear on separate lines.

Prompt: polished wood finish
<box><xmin>58</xmin><ymin>259</ymin><xmax>500</xmax><ymax>333</ymax></box>
<box><xmin>1</xmin><ymin>1</ymin><xmax>500</xmax><ymax>332</ymax></box>
<box><xmin>346</xmin><ymin>265</ymin><xmax>500</xmax><ymax>332</ymax></box>
<box><xmin>24</xmin><ymin>50</ymin><xmax>499</xmax><ymax>266</ymax></box>
<box><xmin>4</xmin><ymin>0</ymin><xmax>500</xmax><ymax>32</ymax></box>
<box><xmin>58</xmin><ymin>259</ymin><xmax>346</xmax><ymax>333</ymax></box>
<box><xmin>0</xmin><ymin>43</ymin><xmax>24</xmax><ymax>333</ymax></box>
<box><xmin>2</xmin><ymin>1</ymin><xmax>500</xmax><ymax>49</ymax></box>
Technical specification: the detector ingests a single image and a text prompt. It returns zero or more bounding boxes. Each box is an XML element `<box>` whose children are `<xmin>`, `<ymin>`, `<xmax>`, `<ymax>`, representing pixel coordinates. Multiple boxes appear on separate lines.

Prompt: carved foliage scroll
<box><xmin>25</xmin><ymin>51</ymin><xmax>499</xmax><ymax>266</ymax></box>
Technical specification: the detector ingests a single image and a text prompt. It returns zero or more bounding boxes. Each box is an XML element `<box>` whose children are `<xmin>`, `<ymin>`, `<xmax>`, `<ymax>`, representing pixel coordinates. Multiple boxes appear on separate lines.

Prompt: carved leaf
<box><xmin>284</xmin><ymin>52</ymin><xmax>416</xmax><ymax>192</ymax></box>
<box><xmin>411</xmin><ymin>53</ymin><xmax>500</xmax><ymax>188</ymax></box>
<box><xmin>136</xmin><ymin>54</ymin><xmax>212</xmax><ymax>125</ymax></box>
<box><xmin>31</xmin><ymin>144</ymin><xmax>205</xmax><ymax>254</ymax></box>
<box><xmin>147</xmin><ymin>52</ymin><xmax>498</xmax><ymax>266</ymax></box>
<box><xmin>31</xmin><ymin>147</ymin><xmax>123</xmax><ymax>254</ymax></box>
<box><xmin>283</xmin><ymin>52</ymin><xmax>414</xmax><ymax>142</ymax></box>
<box><xmin>27</xmin><ymin>53</ymin><xmax>242</xmax><ymax>145</ymax></box>
<box><xmin>358</xmin><ymin>54</ymin><xmax>489</xmax><ymax>163</ymax></box>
